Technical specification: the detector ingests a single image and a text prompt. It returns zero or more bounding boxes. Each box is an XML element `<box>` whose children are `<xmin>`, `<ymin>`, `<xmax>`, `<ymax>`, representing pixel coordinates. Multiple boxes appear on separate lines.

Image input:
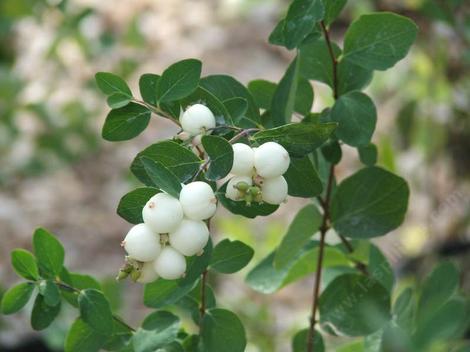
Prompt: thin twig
<box><xmin>132</xmin><ymin>98</ymin><xmax>181</xmax><ymax>127</ymax></box>
<box><xmin>320</xmin><ymin>21</ymin><xmax>339</xmax><ymax>100</ymax></box>
<box><xmin>228</xmin><ymin>128</ymin><xmax>260</xmax><ymax>144</ymax></box>
<box><xmin>199</xmin><ymin>270</ymin><xmax>208</xmax><ymax>320</ymax></box>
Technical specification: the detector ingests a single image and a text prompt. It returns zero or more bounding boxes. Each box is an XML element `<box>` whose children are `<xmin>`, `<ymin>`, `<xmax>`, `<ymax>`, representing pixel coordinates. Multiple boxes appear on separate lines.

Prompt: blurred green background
<box><xmin>0</xmin><ymin>0</ymin><xmax>468</xmax><ymax>351</ymax></box>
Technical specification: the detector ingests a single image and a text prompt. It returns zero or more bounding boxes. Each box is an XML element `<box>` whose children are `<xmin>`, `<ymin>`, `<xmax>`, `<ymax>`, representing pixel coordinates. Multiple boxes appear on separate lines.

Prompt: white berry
<box><xmin>261</xmin><ymin>176</ymin><xmax>288</xmax><ymax>205</ymax></box>
<box><xmin>153</xmin><ymin>246</ymin><xmax>186</xmax><ymax>280</ymax></box>
<box><xmin>179</xmin><ymin>181</ymin><xmax>217</xmax><ymax>220</ymax></box>
<box><xmin>230</xmin><ymin>143</ymin><xmax>254</xmax><ymax>176</ymax></box>
<box><xmin>169</xmin><ymin>219</ymin><xmax>209</xmax><ymax>256</ymax></box>
<box><xmin>180</xmin><ymin>104</ymin><xmax>216</xmax><ymax>136</ymax></box>
<box><xmin>123</xmin><ymin>224</ymin><xmax>161</xmax><ymax>262</ymax></box>
<box><xmin>226</xmin><ymin>175</ymin><xmax>253</xmax><ymax>201</ymax></box>
<box><xmin>254</xmin><ymin>142</ymin><xmax>290</xmax><ymax>178</ymax></box>
<box><xmin>142</xmin><ymin>193</ymin><xmax>183</xmax><ymax>233</ymax></box>
<box><xmin>136</xmin><ymin>262</ymin><xmax>159</xmax><ymax>284</ymax></box>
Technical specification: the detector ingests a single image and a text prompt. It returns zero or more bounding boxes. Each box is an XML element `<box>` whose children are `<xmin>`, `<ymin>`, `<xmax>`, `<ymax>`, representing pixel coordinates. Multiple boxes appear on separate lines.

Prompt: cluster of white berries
<box><xmin>118</xmin><ymin>182</ymin><xmax>216</xmax><ymax>283</ymax></box>
<box><xmin>226</xmin><ymin>142</ymin><xmax>290</xmax><ymax>205</ymax></box>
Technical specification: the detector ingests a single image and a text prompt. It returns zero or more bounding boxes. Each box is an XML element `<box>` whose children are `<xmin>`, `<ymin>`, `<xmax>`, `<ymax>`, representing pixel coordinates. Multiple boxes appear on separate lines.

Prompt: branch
<box><xmin>132</xmin><ymin>99</ymin><xmax>181</xmax><ymax>127</ymax></box>
<box><xmin>199</xmin><ymin>269</ymin><xmax>208</xmax><ymax>320</ymax></box>
<box><xmin>320</xmin><ymin>21</ymin><xmax>339</xmax><ymax>100</ymax></box>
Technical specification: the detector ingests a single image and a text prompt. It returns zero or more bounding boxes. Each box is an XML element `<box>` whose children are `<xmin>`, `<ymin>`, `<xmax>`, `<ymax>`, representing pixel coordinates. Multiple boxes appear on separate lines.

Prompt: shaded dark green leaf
<box><xmin>358</xmin><ymin>143</ymin><xmax>378</xmax><ymax>166</ymax></box>
<box><xmin>38</xmin><ymin>280</ymin><xmax>61</xmax><ymax>306</ymax></box>
<box><xmin>201</xmin><ymin>308</ymin><xmax>246</xmax><ymax>352</ymax></box>
<box><xmin>157</xmin><ymin>59</ymin><xmax>202</xmax><ymax>103</ymax></box>
<box><xmin>319</xmin><ymin>273</ymin><xmax>391</xmax><ymax>336</ymax></box>
<box><xmin>131</xmin><ymin>140</ymin><xmax>201</xmax><ymax>185</ymax></box>
<box><xmin>65</xmin><ymin>318</ymin><xmax>108</xmax><ymax>352</ymax></box>
<box><xmin>139</xmin><ymin>73</ymin><xmax>159</xmax><ymax>105</ymax></box>
<box><xmin>331</xmin><ymin>167</ymin><xmax>409</xmax><ymax>238</ymax></box>
<box><xmin>201</xmin><ymin>135</ymin><xmax>233</xmax><ymax>181</ymax></box>
<box><xmin>248</xmin><ymin>80</ymin><xmax>277</xmax><ymax>110</ymax></box>
<box><xmin>223</xmin><ymin>97</ymin><xmax>248</xmax><ymax>121</ymax></box>
<box><xmin>323</xmin><ymin>0</ymin><xmax>347</xmax><ymax>25</ymax></box>
<box><xmin>117</xmin><ymin>187</ymin><xmax>160</xmax><ymax>224</ymax></box>
<box><xmin>337</xmin><ymin>61</ymin><xmax>373</xmax><ymax>96</ymax></box>
<box><xmin>141</xmin><ymin>157</ymin><xmax>182</xmax><ymax>198</ymax></box>
<box><xmin>102</xmin><ymin>103</ymin><xmax>151</xmax><ymax>141</ymax></box>
<box><xmin>369</xmin><ymin>245</ymin><xmax>394</xmax><ymax>292</ymax></box>
<box><xmin>253</xmin><ymin>122</ymin><xmax>336</xmax><ymax>157</ymax></box>
<box><xmin>292</xmin><ymin>329</ymin><xmax>324</xmax><ymax>352</ymax></box>
<box><xmin>210</xmin><ymin>239</ymin><xmax>254</xmax><ymax>274</ymax></box>
<box><xmin>133</xmin><ymin>311</ymin><xmax>180</xmax><ymax>352</ymax></box>
<box><xmin>31</xmin><ymin>294</ymin><xmax>61</xmax><ymax>330</ymax></box>
<box><xmin>284</xmin><ymin>156</ymin><xmax>323</xmax><ymax>197</ymax></box>
<box><xmin>78</xmin><ymin>289</ymin><xmax>114</xmax><ymax>335</ymax></box>
<box><xmin>343</xmin><ymin>13</ymin><xmax>418</xmax><ymax>71</ymax></box>
<box><xmin>271</xmin><ymin>57</ymin><xmax>300</xmax><ymax>126</ymax></box>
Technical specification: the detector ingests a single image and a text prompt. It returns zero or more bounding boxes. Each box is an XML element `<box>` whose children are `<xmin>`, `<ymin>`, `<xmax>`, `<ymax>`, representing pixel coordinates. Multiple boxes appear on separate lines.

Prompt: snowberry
<box><xmin>226</xmin><ymin>175</ymin><xmax>253</xmax><ymax>201</ymax></box>
<box><xmin>261</xmin><ymin>176</ymin><xmax>288</xmax><ymax>205</ymax></box>
<box><xmin>254</xmin><ymin>142</ymin><xmax>290</xmax><ymax>178</ymax></box>
<box><xmin>154</xmin><ymin>246</ymin><xmax>186</xmax><ymax>280</ymax></box>
<box><xmin>142</xmin><ymin>193</ymin><xmax>183</xmax><ymax>233</ymax></box>
<box><xmin>179</xmin><ymin>181</ymin><xmax>217</xmax><ymax>220</ymax></box>
<box><xmin>230</xmin><ymin>143</ymin><xmax>254</xmax><ymax>176</ymax></box>
<box><xmin>123</xmin><ymin>223</ymin><xmax>161</xmax><ymax>262</ymax></box>
<box><xmin>136</xmin><ymin>261</ymin><xmax>159</xmax><ymax>284</ymax></box>
<box><xmin>180</xmin><ymin>104</ymin><xmax>216</xmax><ymax>136</ymax></box>
<box><xmin>169</xmin><ymin>219</ymin><xmax>209</xmax><ymax>256</ymax></box>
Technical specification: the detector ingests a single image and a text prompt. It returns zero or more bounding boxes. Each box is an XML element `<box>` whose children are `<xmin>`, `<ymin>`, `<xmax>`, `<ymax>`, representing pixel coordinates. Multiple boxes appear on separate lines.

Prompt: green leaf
<box><xmin>321</xmin><ymin>140</ymin><xmax>342</xmax><ymax>164</ymax></box>
<box><xmin>369</xmin><ymin>245</ymin><xmax>394</xmax><ymax>292</ymax></box>
<box><xmin>417</xmin><ymin>261</ymin><xmax>459</xmax><ymax>325</ymax></box>
<box><xmin>271</xmin><ymin>57</ymin><xmax>300</xmax><ymax>126</ymax></box>
<box><xmin>95</xmin><ymin>72</ymin><xmax>132</xmax><ymax>97</ymax></box>
<box><xmin>60</xmin><ymin>270</ymin><xmax>101</xmax><ymax>307</ymax></box>
<box><xmin>65</xmin><ymin>318</ymin><xmax>108</xmax><ymax>352</ymax></box>
<box><xmin>253</xmin><ymin>122</ymin><xmax>336</xmax><ymax>157</ymax></box>
<box><xmin>269</xmin><ymin>0</ymin><xmax>324</xmax><ymax>50</ymax></box>
<box><xmin>323</xmin><ymin>0</ymin><xmax>347</xmax><ymax>25</ymax></box>
<box><xmin>178</xmin><ymin>282</ymin><xmax>216</xmax><ymax>324</ymax></box>
<box><xmin>131</xmin><ymin>141</ymin><xmax>201</xmax><ymax>185</ymax></box>
<box><xmin>223</xmin><ymin>97</ymin><xmax>248</xmax><ymax>121</ymax></box>
<box><xmin>295</xmin><ymin>78</ymin><xmax>314</xmax><ymax>115</ymax></box>
<box><xmin>139</xmin><ymin>73</ymin><xmax>159</xmax><ymax>105</ymax></box>
<box><xmin>393</xmin><ymin>287</ymin><xmax>414</xmax><ymax>331</ymax></box>
<box><xmin>299</xmin><ymin>38</ymin><xmax>341</xmax><ymax>87</ymax></box>
<box><xmin>201</xmin><ymin>308</ymin><xmax>246</xmax><ymax>352</ymax></box>
<box><xmin>144</xmin><ymin>241</ymin><xmax>212</xmax><ymax>308</ymax></box>
<box><xmin>319</xmin><ymin>273</ymin><xmax>391</xmax><ymax>336</ymax></box>
<box><xmin>284</xmin><ymin>156</ymin><xmax>323</xmax><ymax>197</ymax></box>
<box><xmin>102</xmin><ymin>103</ymin><xmax>151</xmax><ymax>142</ymax></box>
<box><xmin>102</xmin><ymin>319</ymin><xmax>133</xmax><ymax>351</ymax></box>
<box><xmin>200</xmin><ymin>75</ymin><xmax>260</xmax><ymax>126</ymax></box>
<box><xmin>106</xmin><ymin>93</ymin><xmax>131</xmax><ymax>109</ymax></box>
<box><xmin>274</xmin><ymin>204</ymin><xmax>322</xmax><ymax>269</ymax></box>
<box><xmin>292</xmin><ymin>329</ymin><xmax>324</xmax><ymax>352</ymax></box>
<box><xmin>157</xmin><ymin>59</ymin><xmax>202</xmax><ymax>103</ymax></box>
<box><xmin>133</xmin><ymin>311</ymin><xmax>180</xmax><ymax>352</ymax></box>
<box><xmin>248</xmin><ymin>80</ymin><xmax>277</xmax><ymax>110</ymax></box>
<box><xmin>217</xmin><ymin>182</ymin><xmax>279</xmax><ymax>218</ymax></box>
<box><xmin>33</xmin><ymin>228</ymin><xmax>65</xmax><ymax>277</ymax></box>
<box><xmin>31</xmin><ymin>294</ymin><xmax>61</xmax><ymax>330</ymax></box>
<box><xmin>140</xmin><ymin>157</ymin><xmax>182</xmax><ymax>198</ymax></box>
<box><xmin>201</xmin><ymin>135</ymin><xmax>233</xmax><ymax>181</ymax></box>
<box><xmin>210</xmin><ymin>239</ymin><xmax>254</xmax><ymax>274</ymax></box>
<box><xmin>117</xmin><ymin>187</ymin><xmax>160</xmax><ymax>224</ymax></box>
<box><xmin>337</xmin><ymin>61</ymin><xmax>373</xmax><ymax>96</ymax></box>
<box><xmin>246</xmin><ymin>242</ymin><xmax>349</xmax><ymax>293</ymax></box>
<box><xmin>0</xmin><ymin>282</ymin><xmax>35</xmax><ymax>315</ymax></box>
<box><xmin>330</xmin><ymin>91</ymin><xmax>377</xmax><ymax>147</ymax></box>
<box><xmin>331</xmin><ymin>167</ymin><xmax>409</xmax><ymax>238</ymax></box>
<box><xmin>413</xmin><ymin>298</ymin><xmax>467</xmax><ymax>349</ymax></box>
<box><xmin>11</xmin><ymin>249</ymin><xmax>39</xmax><ymax>280</ymax></box>
<box><xmin>343</xmin><ymin>13</ymin><xmax>418</xmax><ymax>71</ymax></box>
<box><xmin>78</xmin><ymin>289</ymin><xmax>114</xmax><ymax>336</ymax></box>
<box><xmin>358</xmin><ymin>143</ymin><xmax>378</xmax><ymax>166</ymax></box>
<box><xmin>38</xmin><ymin>280</ymin><xmax>61</xmax><ymax>306</ymax></box>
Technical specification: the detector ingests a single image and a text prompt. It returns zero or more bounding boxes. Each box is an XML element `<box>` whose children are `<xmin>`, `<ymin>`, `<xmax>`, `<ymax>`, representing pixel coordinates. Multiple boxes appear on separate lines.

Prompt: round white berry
<box><xmin>136</xmin><ymin>261</ymin><xmax>159</xmax><ymax>284</ymax></box>
<box><xmin>254</xmin><ymin>142</ymin><xmax>290</xmax><ymax>178</ymax></box>
<box><xmin>153</xmin><ymin>246</ymin><xmax>186</xmax><ymax>280</ymax></box>
<box><xmin>142</xmin><ymin>193</ymin><xmax>183</xmax><ymax>233</ymax></box>
<box><xmin>169</xmin><ymin>219</ymin><xmax>209</xmax><ymax>256</ymax></box>
<box><xmin>225</xmin><ymin>175</ymin><xmax>253</xmax><ymax>201</ymax></box>
<box><xmin>179</xmin><ymin>181</ymin><xmax>217</xmax><ymax>220</ymax></box>
<box><xmin>261</xmin><ymin>176</ymin><xmax>288</xmax><ymax>205</ymax></box>
<box><xmin>180</xmin><ymin>104</ymin><xmax>216</xmax><ymax>136</ymax></box>
<box><xmin>123</xmin><ymin>223</ymin><xmax>161</xmax><ymax>262</ymax></box>
<box><xmin>230</xmin><ymin>143</ymin><xmax>254</xmax><ymax>176</ymax></box>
